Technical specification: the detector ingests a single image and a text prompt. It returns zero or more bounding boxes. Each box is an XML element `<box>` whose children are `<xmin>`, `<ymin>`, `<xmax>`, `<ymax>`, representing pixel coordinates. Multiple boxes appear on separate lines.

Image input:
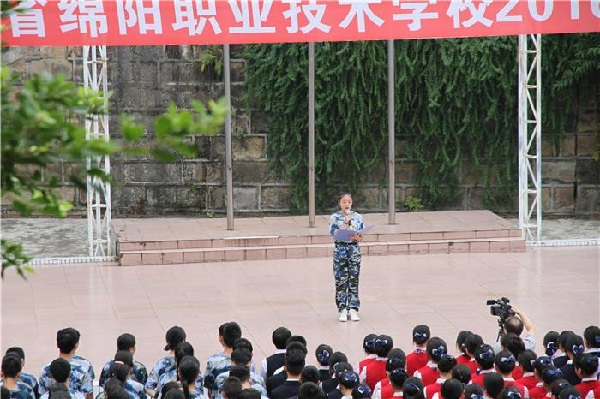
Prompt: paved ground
<box><xmin>1</xmin><ymin>215</ymin><xmax>598</xmax><ymax>259</ymax></box>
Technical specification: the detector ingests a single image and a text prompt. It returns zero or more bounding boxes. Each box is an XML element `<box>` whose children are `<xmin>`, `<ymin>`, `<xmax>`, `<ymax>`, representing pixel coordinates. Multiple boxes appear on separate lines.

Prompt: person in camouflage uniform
<box><xmin>329</xmin><ymin>193</ymin><xmax>364</xmax><ymax>323</ymax></box>
<box><xmin>204</xmin><ymin>323</ymin><xmax>242</xmax><ymax>399</ymax></box>
<box><xmin>4</xmin><ymin>348</ymin><xmax>39</xmax><ymax>399</ymax></box>
<box><xmin>156</xmin><ymin>342</ymin><xmax>203</xmax><ymax>398</ymax></box>
<box><xmin>99</xmin><ymin>334</ymin><xmax>147</xmax><ymax>387</ymax></box>
<box><xmin>39</xmin><ymin>359</ymin><xmax>85</xmax><ymax>399</ymax></box>
<box><xmin>177</xmin><ymin>356</ymin><xmax>206</xmax><ymax>399</ymax></box>
<box><xmin>0</xmin><ymin>354</ymin><xmax>35</xmax><ymax>399</ymax></box>
<box><xmin>38</xmin><ymin>328</ymin><xmax>94</xmax><ymax>399</ymax></box>
<box><xmin>145</xmin><ymin>326</ymin><xmax>187</xmax><ymax>398</ymax></box>
<box><xmin>213</xmin><ymin>349</ymin><xmax>266</xmax><ymax>399</ymax></box>
<box><xmin>99</xmin><ymin>352</ymin><xmax>145</xmax><ymax>399</ymax></box>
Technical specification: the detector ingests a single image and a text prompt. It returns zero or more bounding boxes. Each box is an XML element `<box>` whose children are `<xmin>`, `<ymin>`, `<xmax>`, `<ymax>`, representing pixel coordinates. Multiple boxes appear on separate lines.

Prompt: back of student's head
<box><xmin>543</xmin><ymin>331</ymin><xmax>560</xmax><ymax>357</ymax></box>
<box><xmin>56</xmin><ymin>327</ymin><xmax>80</xmax><ymax>354</ymax></box>
<box><xmin>438</xmin><ymin>354</ymin><xmax>457</xmax><ymax>373</ymax></box>
<box><xmin>337</xmin><ymin>370</ymin><xmax>359</xmax><ymax>390</ymax></box>
<box><xmin>363</xmin><ymin>334</ymin><xmax>378</xmax><ymax>355</ymax></box>
<box><xmin>315</xmin><ymin>344</ymin><xmax>333</xmax><ymax>366</ymax></box>
<box><xmin>223</xmin><ymin>322</ymin><xmax>242</xmax><ymax>348</ymax></box>
<box><xmin>231</xmin><ymin>348</ymin><xmax>252</xmax><ymax>367</ymax></box>
<box><xmin>178</xmin><ymin>355</ymin><xmax>200</xmax><ymax>386</ymax></box>
<box><xmin>239</xmin><ymin>388</ymin><xmax>261</xmax><ymax>399</ymax></box>
<box><xmin>114</xmin><ymin>350</ymin><xmax>133</xmax><ymax>369</ymax></box>
<box><xmin>352</xmin><ymin>384</ymin><xmax>372</xmax><ymax>399</ymax></box>
<box><xmin>229</xmin><ymin>365</ymin><xmax>250</xmax><ymax>383</ymax></box>
<box><xmin>549</xmin><ymin>380</ymin><xmax>571</xmax><ymax>399</ymax></box>
<box><xmin>47</xmin><ymin>387</ymin><xmax>72</xmax><ymax>399</ymax></box>
<box><xmin>583</xmin><ymin>325</ymin><xmax>600</xmax><ymax>349</ymax></box>
<box><xmin>463</xmin><ymin>384</ymin><xmax>484</xmax><ymax>399</ymax></box>
<box><xmin>161</xmin><ymin>381</ymin><xmax>182</xmax><ymax>399</ymax></box>
<box><xmin>565</xmin><ymin>334</ymin><xmax>585</xmax><ymax>356</ymax></box>
<box><xmin>286</xmin><ymin>351</ymin><xmax>306</xmax><ymax>375</ymax></box>
<box><xmin>456</xmin><ymin>331</ymin><xmax>473</xmax><ymax>355</ymax></box>
<box><xmin>483</xmin><ymin>372</ymin><xmax>504</xmax><ymax>399</ymax></box>
<box><xmin>388</xmin><ymin>367</ymin><xmax>409</xmax><ymax>389</ymax></box>
<box><xmin>573</xmin><ymin>353</ymin><xmax>599</xmax><ymax>376</ymax></box>
<box><xmin>426</xmin><ymin>337</ymin><xmax>448</xmax><ymax>362</ymax></box>
<box><xmin>499</xmin><ymin>386</ymin><xmax>522</xmax><ymax>399</ymax></box>
<box><xmin>301</xmin><ymin>365</ymin><xmax>320</xmax><ymax>385</ymax></box>
<box><xmin>386</xmin><ymin>356</ymin><xmax>405</xmax><ymax>373</ymax></box>
<box><xmin>440</xmin><ymin>378</ymin><xmax>463</xmax><ymax>399</ymax></box>
<box><xmin>117</xmin><ymin>333</ymin><xmax>135</xmax><ymax>351</ymax></box>
<box><xmin>494</xmin><ymin>350</ymin><xmax>516</xmax><ymax>374</ymax></box>
<box><xmin>403</xmin><ymin>378</ymin><xmax>424</xmax><ymax>399</ymax></box>
<box><xmin>558</xmin><ymin>331</ymin><xmax>574</xmax><ymax>351</ymax></box>
<box><xmin>286</xmin><ymin>339</ymin><xmax>308</xmax><ymax>356</ymax></box>
<box><xmin>464</xmin><ymin>334</ymin><xmax>484</xmax><ymax>356</ymax></box>
<box><xmin>163</xmin><ymin>388</ymin><xmax>185</xmax><ymax>399</ymax></box>
<box><xmin>533</xmin><ymin>356</ymin><xmax>554</xmax><ymax>376</ymax></box>
<box><xmin>504</xmin><ymin>317</ymin><xmax>524</xmax><ymax>336</ymax></box>
<box><xmin>332</xmin><ymin>361</ymin><xmax>354</xmax><ymax>379</ymax></box>
<box><xmin>413</xmin><ymin>325</ymin><xmax>430</xmax><ymax>345</ymax></box>
<box><xmin>104</xmin><ymin>377</ymin><xmax>125</xmax><ymax>398</ymax></box>
<box><xmin>1</xmin><ymin>354</ymin><xmax>22</xmax><ymax>378</ymax></box>
<box><xmin>49</xmin><ymin>358</ymin><xmax>70</xmax><ymax>383</ymax></box>
<box><xmin>4</xmin><ymin>348</ymin><xmax>25</xmax><ymax>362</ymax></box>
<box><xmin>175</xmin><ymin>342</ymin><xmax>195</xmax><ymax>366</ymax></box>
<box><xmin>518</xmin><ymin>350</ymin><xmax>537</xmax><ymax>373</ymax></box>
<box><xmin>273</xmin><ymin>327</ymin><xmax>292</xmax><ymax>350</ymax></box>
<box><xmin>452</xmin><ymin>364</ymin><xmax>471</xmax><ymax>385</ymax></box>
<box><xmin>286</xmin><ymin>335</ymin><xmax>308</xmax><ymax>348</ymax></box>
<box><xmin>374</xmin><ymin>335</ymin><xmax>394</xmax><ymax>358</ymax></box>
<box><xmin>233</xmin><ymin>338</ymin><xmax>253</xmax><ymax>353</ymax></box>
<box><xmin>541</xmin><ymin>367</ymin><xmax>563</xmax><ymax>386</ymax></box>
<box><xmin>328</xmin><ymin>352</ymin><xmax>349</xmax><ymax>371</ymax></box>
<box><xmin>298</xmin><ymin>382</ymin><xmax>327</xmax><ymax>399</ymax></box>
<box><xmin>501</xmin><ymin>334</ymin><xmax>525</xmax><ymax>359</ymax></box>
<box><xmin>109</xmin><ymin>362</ymin><xmax>129</xmax><ymax>383</ymax></box>
<box><xmin>557</xmin><ymin>385</ymin><xmax>581</xmax><ymax>399</ymax></box>
<box><xmin>475</xmin><ymin>344</ymin><xmax>495</xmax><ymax>370</ymax></box>
<box><xmin>165</xmin><ymin>326</ymin><xmax>186</xmax><ymax>351</ymax></box>
<box><xmin>222</xmin><ymin>376</ymin><xmax>243</xmax><ymax>399</ymax></box>
<box><xmin>386</xmin><ymin>348</ymin><xmax>406</xmax><ymax>368</ymax></box>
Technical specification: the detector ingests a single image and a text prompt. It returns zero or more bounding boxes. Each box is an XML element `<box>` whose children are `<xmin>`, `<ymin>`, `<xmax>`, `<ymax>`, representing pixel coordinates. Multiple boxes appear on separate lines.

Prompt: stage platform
<box><xmin>115</xmin><ymin>210</ymin><xmax>525</xmax><ymax>266</ymax></box>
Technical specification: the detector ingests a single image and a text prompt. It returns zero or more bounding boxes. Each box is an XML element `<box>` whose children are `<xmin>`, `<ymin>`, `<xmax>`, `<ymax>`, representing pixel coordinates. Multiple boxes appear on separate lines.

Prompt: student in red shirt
<box><xmin>527</xmin><ymin>357</ymin><xmax>555</xmax><ymax>399</ymax></box>
<box><xmin>365</xmin><ymin>335</ymin><xmax>394</xmax><ymax>391</ymax></box>
<box><xmin>387</xmin><ymin>368</ymin><xmax>409</xmax><ymax>399</ymax></box>
<box><xmin>407</xmin><ymin>326</ymin><xmax>431</xmax><ymax>378</ymax></box>
<box><xmin>456</xmin><ymin>332</ymin><xmax>473</xmax><ymax>366</ymax></box>
<box><xmin>414</xmin><ymin>337</ymin><xmax>448</xmax><ymax>386</ymax></box>
<box><xmin>403</xmin><ymin>378</ymin><xmax>424</xmax><ymax>399</ymax></box>
<box><xmin>440</xmin><ymin>379</ymin><xmax>463</xmax><ymax>399</ymax></box>
<box><xmin>574</xmin><ymin>353</ymin><xmax>599</xmax><ymax>398</ymax></box>
<box><xmin>465</xmin><ymin>336</ymin><xmax>485</xmax><ymax>375</ymax></box>
<box><xmin>376</xmin><ymin>349</ymin><xmax>407</xmax><ymax>399</ymax></box>
<box><xmin>424</xmin><ymin>355</ymin><xmax>456</xmax><ymax>399</ymax></box>
<box><xmin>516</xmin><ymin>350</ymin><xmax>538</xmax><ymax>390</ymax></box>
<box><xmin>493</xmin><ymin>350</ymin><xmax>528</xmax><ymax>398</ymax></box>
<box><xmin>452</xmin><ymin>364</ymin><xmax>472</xmax><ymax>386</ymax></box>
<box><xmin>483</xmin><ymin>373</ymin><xmax>505</xmax><ymax>399</ymax></box>
<box><xmin>500</xmin><ymin>335</ymin><xmax>526</xmax><ymax>380</ymax></box>
<box><xmin>471</xmin><ymin>345</ymin><xmax>496</xmax><ymax>387</ymax></box>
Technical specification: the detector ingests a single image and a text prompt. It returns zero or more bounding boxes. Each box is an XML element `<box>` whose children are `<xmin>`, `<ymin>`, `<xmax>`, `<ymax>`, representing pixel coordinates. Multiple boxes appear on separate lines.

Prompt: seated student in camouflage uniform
<box><xmin>102</xmin><ymin>352</ymin><xmax>145</xmax><ymax>399</ymax></box>
<box><xmin>214</xmin><ymin>349</ymin><xmax>266</xmax><ymax>399</ymax></box>
<box><xmin>40</xmin><ymin>359</ymin><xmax>85</xmax><ymax>399</ymax></box>
<box><xmin>146</xmin><ymin>326</ymin><xmax>187</xmax><ymax>398</ymax></box>
<box><xmin>177</xmin><ymin>356</ymin><xmax>206</xmax><ymax>399</ymax></box>
<box><xmin>156</xmin><ymin>342</ymin><xmax>203</xmax><ymax>397</ymax></box>
<box><xmin>39</xmin><ymin>328</ymin><xmax>94</xmax><ymax>399</ymax></box>
<box><xmin>5</xmin><ymin>348</ymin><xmax>39</xmax><ymax>399</ymax></box>
<box><xmin>204</xmin><ymin>323</ymin><xmax>242</xmax><ymax>399</ymax></box>
<box><xmin>0</xmin><ymin>354</ymin><xmax>35</xmax><ymax>399</ymax></box>
<box><xmin>229</xmin><ymin>366</ymin><xmax>267</xmax><ymax>399</ymax></box>
<box><xmin>100</xmin><ymin>334</ymin><xmax>147</xmax><ymax>387</ymax></box>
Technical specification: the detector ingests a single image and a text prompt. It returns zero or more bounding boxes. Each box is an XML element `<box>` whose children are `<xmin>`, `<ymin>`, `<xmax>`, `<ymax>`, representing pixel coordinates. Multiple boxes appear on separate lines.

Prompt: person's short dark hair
<box><xmin>494</xmin><ymin>350</ymin><xmax>516</xmax><ymax>374</ymax></box>
<box><xmin>541</xmin><ymin>367</ymin><xmax>563</xmax><ymax>386</ymax></box>
<box><xmin>456</xmin><ymin>331</ymin><xmax>473</xmax><ymax>355</ymax></box>
<box><xmin>475</xmin><ymin>344</ymin><xmax>495</xmax><ymax>370</ymax></box>
<box><xmin>574</xmin><ymin>353</ymin><xmax>598</xmax><ymax>376</ymax></box>
<box><xmin>374</xmin><ymin>335</ymin><xmax>394</xmax><ymax>357</ymax></box>
<box><xmin>273</xmin><ymin>327</ymin><xmax>292</xmax><ymax>350</ymax></box>
<box><xmin>499</xmin><ymin>386</ymin><xmax>522</xmax><ymax>399</ymax></box>
<box><xmin>165</xmin><ymin>326</ymin><xmax>186</xmax><ymax>351</ymax></box>
<box><xmin>533</xmin><ymin>356</ymin><xmax>554</xmax><ymax>376</ymax></box>
<box><xmin>363</xmin><ymin>334</ymin><xmax>378</xmax><ymax>354</ymax></box>
<box><xmin>501</xmin><ymin>334</ymin><xmax>525</xmax><ymax>359</ymax></box>
<box><xmin>301</xmin><ymin>365</ymin><xmax>320</xmax><ymax>385</ymax></box>
<box><xmin>178</xmin><ymin>356</ymin><xmax>200</xmax><ymax>385</ymax></box>
<box><xmin>239</xmin><ymin>388</ymin><xmax>261</xmax><ymax>399</ymax></box>
<box><xmin>315</xmin><ymin>344</ymin><xmax>333</xmax><ymax>366</ymax></box>
<box><xmin>387</xmin><ymin>348</ymin><xmax>406</xmax><ymax>369</ymax></box>
<box><xmin>426</xmin><ymin>337</ymin><xmax>448</xmax><ymax>362</ymax></box>
<box><xmin>452</xmin><ymin>364</ymin><xmax>471</xmax><ymax>385</ymax></box>
<box><xmin>49</xmin><ymin>358</ymin><xmax>70</xmax><ymax>383</ymax></box>
<box><xmin>117</xmin><ymin>333</ymin><xmax>136</xmax><ymax>351</ymax></box>
<box><xmin>104</xmin><ymin>377</ymin><xmax>126</xmax><ymax>399</ymax></box>
<box><xmin>518</xmin><ymin>350</ymin><xmax>537</xmax><ymax>373</ymax></box>
<box><xmin>483</xmin><ymin>372</ymin><xmax>504</xmax><ymax>399</ymax></box>
<box><xmin>161</xmin><ymin>381</ymin><xmax>182</xmax><ymax>399</ymax></box>
<box><xmin>222</xmin><ymin>376</ymin><xmax>243</xmax><ymax>399</ymax></box>
<box><xmin>386</xmin><ymin>356</ymin><xmax>405</xmax><ymax>373</ymax></box>
<box><xmin>504</xmin><ymin>317</ymin><xmax>524</xmax><ymax>336</ymax></box>
<box><xmin>388</xmin><ymin>368</ymin><xmax>408</xmax><ymax>388</ymax></box>
<box><xmin>403</xmin><ymin>378</ymin><xmax>424</xmax><ymax>399</ymax></box>
<box><xmin>109</xmin><ymin>362</ymin><xmax>129</xmax><ymax>383</ymax></box>
<box><xmin>557</xmin><ymin>385</ymin><xmax>581</xmax><ymax>399</ymax></box>
<box><xmin>413</xmin><ymin>325</ymin><xmax>430</xmax><ymax>345</ymax></box>
<box><xmin>583</xmin><ymin>325</ymin><xmax>600</xmax><ymax>349</ymax></box>
<box><xmin>57</xmin><ymin>328</ymin><xmax>80</xmax><ymax>354</ymax></box>
<box><xmin>164</xmin><ymin>388</ymin><xmax>186</xmax><ymax>399</ymax></box>
<box><xmin>543</xmin><ymin>331</ymin><xmax>560</xmax><ymax>357</ymax></box>
<box><xmin>332</xmin><ymin>361</ymin><xmax>354</xmax><ymax>378</ymax></box>
<box><xmin>47</xmin><ymin>385</ymin><xmax>73</xmax><ymax>399</ymax></box>
<box><xmin>231</xmin><ymin>348</ymin><xmax>252</xmax><ymax>367</ymax></box>
<box><xmin>440</xmin><ymin>378</ymin><xmax>463</xmax><ymax>399</ymax></box>
<box><xmin>464</xmin><ymin>334</ymin><xmax>484</xmax><ymax>356</ymax></box>
<box><xmin>565</xmin><ymin>335</ymin><xmax>585</xmax><ymax>356</ymax></box>
<box><xmin>4</xmin><ymin>348</ymin><xmax>25</xmax><ymax>361</ymax></box>
<box><xmin>286</xmin><ymin>341</ymin><xmax>308</xmax><ymax>356</ymax></box>
<box><xmin>286</xmin><ymin>335</ymin><xmax>308</xmax><ymax>350</ymax></box>
<box><xmin>229</xmin><ymin>365</ymin><xmax>250</xmax><ymax>383</ymax></box>
<box><xmin>114</xmin><ymin>350</ymin><xmax>133</xmax><ymax>368</ymax></box>
<box><xmin>463</xmin><ymin>384</ymin><xmax>484</xmax><ymax>399</ymax></box>
<box><xmin>328</xmin><ymin>352</ymin><xmax>348</xmax><ymax>371</ymax></box>
<box><xmin>233</xmin><ymin>338</ymin><xmax>253</xmax><ymax>353</ymax></box>
<box><xmin>558</xmin><ymin>331</ymin><xmax>574</xmax><ymax>351</ymax></box>
<box><xmin>175</xmin><ymin>342</ymin><xmax>195</xmax><ymax>366</ymax></box>
<box><xmin>549</xmin><ymin>379</ymin><xmax>571</xmax><ymax>399</ymax></box>
<box><xmin>337</xmin><ymin>370</ymin><xmax>359</xmax><ymax>390</ymax></box>
<box><xmin>285</xmin><ymin>351</ymin><xmax>306</xmax><ymax>375</ymax></box>
<box><xmin>1</xmin><ymin>354</ymin><xmax>22</xmax><ymax>378</ymax></box>
<box><xmin>219</xmin><ymin>323</ymin><xmax>227</xmax><ymax>337</ymax></box>
<box><xmin>438</xmin><ymin>354</ymin><xmax>457</xmax><ymax>373</ymax></box>
<box><xmin>352</xmin><ymin>384</ymin><xmax>372</xmax><ymax>399</ymax></box>
<box><xmin>298</xmin><ymin>382</ymin><xmax>326</xmax><ymax>399</ymax></box>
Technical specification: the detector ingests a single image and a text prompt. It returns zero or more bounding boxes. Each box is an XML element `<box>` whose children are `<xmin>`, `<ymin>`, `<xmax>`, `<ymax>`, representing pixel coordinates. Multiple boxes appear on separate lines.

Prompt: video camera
<box><xmin>486</xmin><ymin>297</ymin><xmax>515</xmax><ymax>341</ymax></box>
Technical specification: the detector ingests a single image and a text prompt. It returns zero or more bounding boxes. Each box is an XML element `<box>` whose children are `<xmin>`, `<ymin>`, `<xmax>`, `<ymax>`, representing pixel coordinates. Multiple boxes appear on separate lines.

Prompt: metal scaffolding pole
<box><xmin>308</xmin><ymin>42</ymin><xmax>316</xmax><ymax>228</ymax></box>
<box><xmin>387</xmin><ymin>39</ymin><xmax>395</xmax><ymax>224</ymax></box>
<box><xmin>224</xmin><ymin>44</ymin><xmax>234</xmax><ymax>230</ymax></box>
<box><xmin>518</xmin><ymin>34</ymin><xmax>542</xmax><ymax>242</ymax></box>
<box><xmin>83</xmin><ymin>45</ymin><xmax>113</xmax><ymax>257</ymax></box>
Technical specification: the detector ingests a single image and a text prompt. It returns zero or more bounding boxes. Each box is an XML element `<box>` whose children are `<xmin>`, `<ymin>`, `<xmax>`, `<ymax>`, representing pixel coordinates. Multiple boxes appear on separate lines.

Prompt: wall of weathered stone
<box><xmin>2</xmin><ymin>45</ymin><xmax>598</xmax><ymax>217</ymax></box>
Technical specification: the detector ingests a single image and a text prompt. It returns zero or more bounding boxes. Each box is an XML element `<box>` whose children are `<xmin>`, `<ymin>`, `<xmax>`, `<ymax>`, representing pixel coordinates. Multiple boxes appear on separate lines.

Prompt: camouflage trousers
<box><xmin>333</xmin><ymin>243</ymin><xmax>361</xmax><ymax>310</ymax></box>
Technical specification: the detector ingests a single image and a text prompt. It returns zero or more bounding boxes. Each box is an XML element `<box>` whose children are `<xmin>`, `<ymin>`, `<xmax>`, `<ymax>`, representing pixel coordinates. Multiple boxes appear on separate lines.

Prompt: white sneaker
<box><xmin>338</xmin><ymin>309</ymin><xmax>348</xmax><ymax>322</ymax></box>
<box><xmin>349</xmin><ymin>309</ymin><xmax>360</xmax><ymax>321</ymax></box>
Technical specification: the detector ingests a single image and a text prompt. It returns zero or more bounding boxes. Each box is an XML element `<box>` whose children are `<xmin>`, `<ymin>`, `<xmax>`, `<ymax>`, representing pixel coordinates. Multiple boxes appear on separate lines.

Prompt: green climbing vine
<box><xmin>243</xmin><ymin>34</ymin><xmax>599</xmax><ymax>212</ymax></box>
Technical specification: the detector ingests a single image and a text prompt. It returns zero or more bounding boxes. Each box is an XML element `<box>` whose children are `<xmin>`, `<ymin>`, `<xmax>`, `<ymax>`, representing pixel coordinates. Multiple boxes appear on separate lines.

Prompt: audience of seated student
<box><xmin>561</xmin><ymin>335</ymin><xmax>586</xmax><ymax>386</ymax></box>
<box><xmin>298</xmin><ymin>383</ymin><xmax>326</xmax><ymax>399</ymax></box>
<box><xmin>440</xmin><ymin>379</ymin><xmax>463</xmax><ymax>399</ymax></box>
<box><xmin>463</xmin><ymin>384</ymin><xmax>484</xmax><ymax>399</ymax></box>
<box><xmin>156</xmin><ymin>342</ymin><xmax>197</xmax><ymax>397</ymax></box>
<box><xmin>549</xmin><ymin>379</ymin><xmax>572</xmax><ymax>399</ymax></box>
<box><xmin>574</xmin><ymin>353</ymin><xmax>599</xmax><ymax>398</ymax></box>
<box><xmin>403</xmin><ymin>378</ymin><xmax>425</xmax><ymax>399</ymax></box>
<box><xmin>4</xmin><ymin>349</ymin><xmax>39</xmax><ymax>399</ymax></box>
<box><xmin>424</xmin><ymin>355</ymin><xmax>456</xmax><ymax>399</ymax></box>
<box><xmin>471</xmin><ymin>345</ymin><xmax>496</xmax><ymax>387</ymax></box>
<box><xmin>268</xmin><ymin>349</ymin><xmax>305</xmax><ymax>399</ymax></box>
<box><xmin>205</xmin><ymin>323</ymin><xmax>243</xmax><ymax>399</ymax></box>
<box><xmin>543</xmin><ymin>332</ymin><xmax>560</xmax><ymax>360</ymax></box>
<box><xmin>463</xmin><ymin>335</ymin><xmax>484</xmax><ymax>376</ymax></box>
<box><xmin>322</xmin><ymin>353</ymin><xmax>350</xmax><ymax>395</ymax></box>
<box><xmin>215</xmin><ymin>348</ymin><xmax>265</xmax><ymax>399</ymax></box>
<box><xmin>261</xmin><ymin>328</ymin><xmax>291</xmax><ymax>383</ymax></box>
<box><xmin>386</xmin><ymin>366</ymin><xmax>409</xmax><ymax>399</ymax></box>
<box><xmin>527</xmin><ymin>356</ymin><xmax>554</xmax><ymax>399</ymax></box>
<box><xmin>300</xmin><ymin>366</ymin><xmax>321</xmax><ymax>386</ymax></box>
<box><xmin>328</xmin><ymin>362</ymin><xmax>355</xmax><ymax>399</ymax></box>
<box><xmin>222</xmin><ymin>377</ymin><xmax>242</xmax><ymax>399</ymax></box>
<box><xmin>493</xmin><ymin>350</ymin><xmax>528</xmax><ymax>398</ymax></box>
<box><xmin>483</xmin><ymin>373</ymin><xmax>505</xmax><ymax>399</ymax></box>
<box><xmin>229</xmin><ymin>366</ymin><xmax>264</xmax><ymax>399</ymax></box>
<box><xmin>499</xmin><ymin>335</ymin><xmax>526</xmax><ymax>380</ymax></box>
<box><xmin>109</xmin><ymin>351</ymin><xmax>145</xmax><ymax>399</ymax></box>
<box><xmin>414</xmin><ymin>337</ymin><xmax>448</xmax><ymax>387</ymax></box>
<box><xmin>146</xmin><ymin>326</ymin><xmax>187</xmax><ymax>398</ymax></box>
<box><xmin>515</xmin><ymin>351</ymin><xmax>537</xmax><ymax>390</ymax></box>
<box><xmin>266</xmin><ymin>338</ymin><xmax>307</xmax><ymax>397</ymax></box>
<box><xmin>539</xmin><ymin>368</ymin><xmax>565</xmax><ymax>399</ymax></box>
<box><xmin>583</xmin><ymin>326</ymin><xmax>600</xmax><ymax>380</ymax></box>
<box><xmin>358</xmin><ymin>336</ymin><xmax>378</xmax><ymax>383</ymax></box>
<box><xmin>456</xmin><ymin>333</ymin><xmax>473</xmax><ymax>366</ymax></box>
<box><xmin>100</xmin><ymin>334</ymin><xmax>147</xmax><ymax>387</ymax></box>
<box><xmin>178</xmin><ymin>356</ymin><xmax>206</xmax><ymax>399</ymax></box>
<box><xmin>1</xmin><ymin>354</ymin><xmax>35</xmax><ymax>399</ymax></box>
<box><xmin>452</xmin><ymin>364</ymin><xmax>471</xmax><ymax>386</ymax></box>
<box><xmin>336</xmin><ymin>371</ymin><xmax>360</xmax><ymax>399</ymax></box>
<box><xmin>39</xmin><ymin>328</ymin><xmax>94</xmax><ymax>399</ymax></box>
<box><xmin>315</xmin><ymin>345</ymin><xmax>334</xmax><ymax>383</ymax></box>
<box><xmin>365</xmin><ymin>336</ymin><xmax>394</xmax><ymax>391</ymax></box>
<box><xmin>554</xmin><ymin>333</ymin><xmax>574</xmax><ymax>369</ymax></box>
<box><xmin>373</xmin><ymin>349</ymin><xmax>406</xmax><ymax>399</ymax></box>
<box><xmin>407</xmin><ymin>327</ymin><xmax>431</xmax><ymax>378</ymax></box>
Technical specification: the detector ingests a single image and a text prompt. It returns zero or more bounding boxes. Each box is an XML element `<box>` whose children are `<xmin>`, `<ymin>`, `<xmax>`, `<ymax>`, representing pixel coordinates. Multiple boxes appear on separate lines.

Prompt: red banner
<box><xmin>3</xmin><ymin>0</ymin><xmax>600</xmax><ymax>46</ymax></box>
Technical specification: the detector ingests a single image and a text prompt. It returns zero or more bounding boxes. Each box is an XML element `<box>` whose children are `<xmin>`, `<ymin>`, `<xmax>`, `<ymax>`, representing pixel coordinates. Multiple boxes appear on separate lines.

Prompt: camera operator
<box><xmin>494</xmin><ymin>305</ymin><xmax>536</xmax><ymax>352</ymax></box>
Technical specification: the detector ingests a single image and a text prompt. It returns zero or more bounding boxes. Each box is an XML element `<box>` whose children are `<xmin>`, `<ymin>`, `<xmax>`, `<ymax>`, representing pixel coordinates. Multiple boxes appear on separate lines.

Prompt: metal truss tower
<box><xmin>518</xmin><ymin>34</ymin><xmax>542</xmax><ymax>242</ymax></box>
<box><xmin>83</xmin><ymin>45</ymin><xmax>113</xmax><ymax>257</ymax></box>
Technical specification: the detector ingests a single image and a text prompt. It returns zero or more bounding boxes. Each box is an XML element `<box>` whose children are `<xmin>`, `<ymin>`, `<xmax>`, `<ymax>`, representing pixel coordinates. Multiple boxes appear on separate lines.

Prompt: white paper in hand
<box><xmin>333</xmin><ymin>225</ymin><xmax>374</xmax><ymax>242</ymax></box>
